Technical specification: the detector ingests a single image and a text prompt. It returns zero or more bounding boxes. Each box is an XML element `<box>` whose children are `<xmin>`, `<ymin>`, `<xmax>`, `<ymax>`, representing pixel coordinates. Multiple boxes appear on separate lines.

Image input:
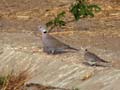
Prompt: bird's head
<box><xmin>38</xmin><ymin>25</ymin><xmax>47</xmax><ymax>34</ymax></box>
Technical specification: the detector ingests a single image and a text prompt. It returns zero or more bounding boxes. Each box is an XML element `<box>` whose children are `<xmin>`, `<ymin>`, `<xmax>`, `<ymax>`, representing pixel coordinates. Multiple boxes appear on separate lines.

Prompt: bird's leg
<box><xmin>51</xmin><ymin>49</ymin><xmax>56</xmax><ymax>54</ymax></box>
<box><xmin>43</xmin><ymin>47</ymin><xmax>52</xmax><ymax>54</ymax></box>
<box><xmin>44</xmin><ymin>48</ymin><xmax>56</xmax><ymax>54</ymax></box>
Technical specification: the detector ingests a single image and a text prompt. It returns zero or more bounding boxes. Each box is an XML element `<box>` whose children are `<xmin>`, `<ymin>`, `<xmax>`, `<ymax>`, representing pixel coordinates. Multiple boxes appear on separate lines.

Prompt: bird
<box><xmin>84</xmin><ymin>49</ymin><xmax>109</xmax><ymax>67</ymax></box>
<box><xmin>38</xmin><ymin>25</ymin><xmax>79</xmax><ymax>54</ymax></box>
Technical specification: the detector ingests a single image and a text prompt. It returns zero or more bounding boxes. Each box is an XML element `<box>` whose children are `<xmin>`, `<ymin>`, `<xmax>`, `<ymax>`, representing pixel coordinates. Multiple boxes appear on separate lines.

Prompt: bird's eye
<box><xmin>38</xmin><ymin>26</ymin><xmax>42</xmax><ymax>29</ymax></box>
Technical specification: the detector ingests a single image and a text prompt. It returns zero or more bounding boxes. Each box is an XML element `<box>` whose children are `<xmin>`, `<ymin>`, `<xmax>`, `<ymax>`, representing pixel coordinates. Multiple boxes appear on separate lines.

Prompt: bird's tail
<box><xmin>98</xmin><ymin>61</ymin><xmax>112</xmax><ymax>67</ymax></box>
<box><xmin>68</xmin><ymin>46</ymin><xmax>79</xmax><ymax>51</ymax></box>
<box><xmin>100</xmin><ymin>59</ymin><xmax>109</xmax><ymax>63</ymax></box>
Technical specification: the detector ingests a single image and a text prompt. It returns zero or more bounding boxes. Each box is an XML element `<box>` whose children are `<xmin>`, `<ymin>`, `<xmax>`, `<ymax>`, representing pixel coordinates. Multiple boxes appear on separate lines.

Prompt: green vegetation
<box><xmin>46</xmin><ymin>0</ymin><xmax>101</xmax><ymax>30</ymax></box>
<box><xmin>72</xmin><ymin>88</ymin><xmax>80</xmax><ymax>90</ymax></box>
<box><xmin>0</xmin><ymin>71</ymin><xmax>28</xmax><ymax>90</ymax></box>
<box><xmin>70</xmin><ymin>0</ymin><xmax>101</xmax><ymax>21</ymax></box>
<box><xmin>0</xmin><ymin>76</ymin><xmax>6</xmax><ymax>86</ymax></box>
<box><xmin>46</xmin><ymin>11</ymin><xmax>66</xmax><ymax>30</ymax></box>
<box><xmin>0</xmin><ymin>73</ymin><xmax>80</xmax><ymax>90</ymax></box>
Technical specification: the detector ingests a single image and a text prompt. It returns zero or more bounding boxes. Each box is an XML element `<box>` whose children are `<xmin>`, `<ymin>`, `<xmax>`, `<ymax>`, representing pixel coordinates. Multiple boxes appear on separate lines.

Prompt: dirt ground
<box><xmin>0</xmin><ymin>0</ymin><xmax>120</xmax><ymax>90</ymax></box>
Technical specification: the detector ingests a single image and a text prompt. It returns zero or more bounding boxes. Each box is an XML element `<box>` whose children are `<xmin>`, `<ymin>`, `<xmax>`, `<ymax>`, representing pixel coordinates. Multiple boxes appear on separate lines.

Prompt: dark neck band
<box><xmin>43</xmin><ymin>31</ymin><xmax>47</xmax><ymax>33</ymax></box>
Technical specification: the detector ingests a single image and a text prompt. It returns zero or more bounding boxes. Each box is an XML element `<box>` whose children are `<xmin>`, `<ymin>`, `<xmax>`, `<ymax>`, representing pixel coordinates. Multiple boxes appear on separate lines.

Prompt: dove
<box><xmin>38</xmin><ymin>25</ymin><xmax>79</xmax><ymax>54</ymax></box>
<box><xmin>84</xmin><ymin>49</ymin><xmax>109</xmax><ymax>67</ymax></box>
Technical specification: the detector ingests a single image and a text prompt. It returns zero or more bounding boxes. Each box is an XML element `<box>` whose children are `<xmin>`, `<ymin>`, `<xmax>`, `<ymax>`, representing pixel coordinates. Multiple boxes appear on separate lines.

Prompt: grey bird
<box><xmin>84</xmin><ymin>49</ymin><xmax>109</xmax><ymax>67</ymax></box>
<box><xmin>38</xmin><ymin>25</ymin><xmax>79</xmax><ymax>54</ymax></box>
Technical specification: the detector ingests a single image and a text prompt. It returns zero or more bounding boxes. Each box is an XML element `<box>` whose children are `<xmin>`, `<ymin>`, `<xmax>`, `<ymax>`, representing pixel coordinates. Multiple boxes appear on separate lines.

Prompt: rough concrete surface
<box><xmin>0</xmin><ymin>0</ymin><xmax>120</xmax><ymax>90</ymax></box>
<box><xmin>0</xmin><ymin>30</ymin><xmax>120</xmax><ymax>90</ymax></box>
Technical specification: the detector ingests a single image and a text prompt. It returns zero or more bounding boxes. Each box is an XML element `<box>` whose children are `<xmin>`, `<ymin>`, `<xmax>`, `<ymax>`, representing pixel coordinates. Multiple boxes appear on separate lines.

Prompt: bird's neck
<box><xmin>42</xmin><ymin>33</ymin><xmax>49</xmax><ymax>38</ymax></box>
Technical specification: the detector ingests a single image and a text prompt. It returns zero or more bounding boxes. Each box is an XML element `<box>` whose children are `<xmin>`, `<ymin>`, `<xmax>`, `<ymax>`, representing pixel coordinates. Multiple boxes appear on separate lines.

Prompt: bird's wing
<box><xmin>43</xmin><ymin>34</ymin><xmax>78</xmax><ymax>51</ymax></box>
<box><xmin>84</xmin><ymin>52</ymin><xmax>94</xmax><ymax>61</ymax></box>
<box><xmin>88</xmin><ymin>52</ymin><xmax>108</xmax><ymax>63</ymax></box>
<box><xmin>96</xmin><ymin>58</ymin><xmax>109</xmax><ymax>63</ymax></box>
<box><xmin>85</xmin><ymin>52</ymin><xmax>100</xmax><ymax>61</ymax></box>
<box><xmin>45</xmin><ymin>34</ymin><xmax>68</xmax><ymax>48</ymax></box>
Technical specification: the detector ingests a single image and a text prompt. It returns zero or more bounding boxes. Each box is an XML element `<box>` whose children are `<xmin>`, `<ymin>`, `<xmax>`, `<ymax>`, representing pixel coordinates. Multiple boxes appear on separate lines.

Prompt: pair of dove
<box><xmin>38</xmin><ymin>25</ymin><xmax>109</xmax><ymax>66</ymax></box>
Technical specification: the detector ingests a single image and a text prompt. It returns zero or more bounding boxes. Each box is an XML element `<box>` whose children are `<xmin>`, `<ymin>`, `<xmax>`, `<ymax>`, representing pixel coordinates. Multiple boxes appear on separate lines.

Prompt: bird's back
<box><xmin>84</xmin><ymin>51</ymin><xmax>97</xmax><ymax>62</ymax></box>
<box><xmin>42</xmin><ymin>33</ymin><xmax>69</xmax><ymax>49</ymax></box>
<box><xmin>85</xmin><ymin>51</ymin><xmax>108</xmax><ymax>63</ymax></box>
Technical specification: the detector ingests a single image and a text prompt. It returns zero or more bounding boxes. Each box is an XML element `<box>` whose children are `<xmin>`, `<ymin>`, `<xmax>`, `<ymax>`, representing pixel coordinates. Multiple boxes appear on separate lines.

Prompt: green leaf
<box><xmin>0</xmin><ymin>76</ymin><xmax>6</xmax><ymax>85</ymax></box>
<box><xmin>58</xmin><ymin>20</ymin><xmax>66</xmax><ymax>26</ymax></box>
<box><xmin>70</xmin><ymin>3</ymin><xmax>81</xmax><ymax>20</ymax></box>
<box><xmin>57</xmin><ymin>11</ymin><xmax>66</xmax><ymax>18</ymax></box>
<box><xmin>87</xmin><ymin>10</ymin><xmax>94</xmax><ymax>17</ymax></box>
<box><xmin>70</xmin><ymin>0</ymin><xmax>101</xmax><ymax>21</ymax></box>
<box><xmin>46</xmin><ymin>11</ymin><xmax>66</xmax><ymax>30</ymax></box>
<box><xmin>46</xmin><ymin>20</ymin><xmax>53</xmax><ymax>27</ymax></box>
<box><xmin>88</xmin><ymin>4</ymin><xmax>101</xmax><ymax>12</ymax></box>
